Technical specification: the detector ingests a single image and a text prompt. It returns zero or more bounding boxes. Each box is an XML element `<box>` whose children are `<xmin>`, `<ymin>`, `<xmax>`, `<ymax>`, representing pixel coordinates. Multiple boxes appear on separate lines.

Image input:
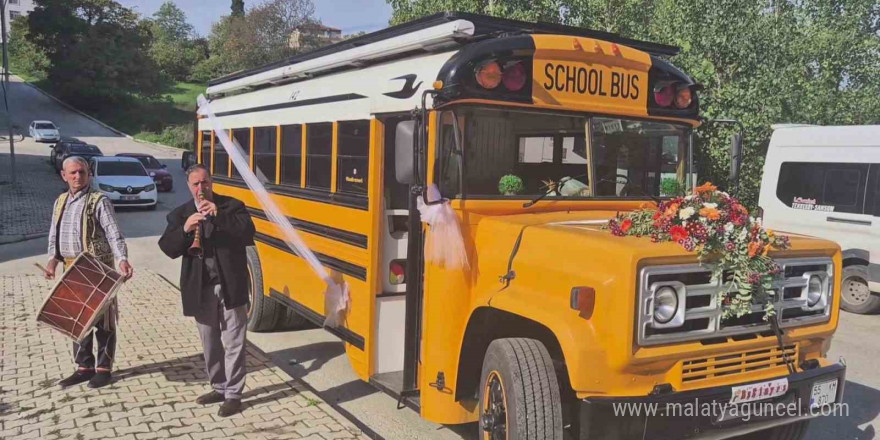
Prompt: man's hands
<box><xmin>185</xmin><ymin>212</ymin><xmax>206</xmax><ymax>233</ymax></box>
<box><xmin>197</xmin><ymin>199</ymin><xmax>217</xmax><ymax>217</ymax></box>
<box><xmin>119</xmin><ymin>260</ymin><xmax>134</xmax><ymax>280</ymax></box>
<box><xmin>45</xmin><ymin>258</ymin><xmax>59</xmax><ymax>280</ymax></box>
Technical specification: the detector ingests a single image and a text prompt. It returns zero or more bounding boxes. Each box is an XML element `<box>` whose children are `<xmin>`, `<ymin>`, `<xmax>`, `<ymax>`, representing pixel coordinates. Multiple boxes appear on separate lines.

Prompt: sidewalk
<box><xmin>0</xmin><ymin>270</ymin><xmax>367</xmax><ymax>440</ymax></box>
<box><xmin>0</xmin><ymin>152</ymin><xmax>63</xmax><ymax>241</ymax></box>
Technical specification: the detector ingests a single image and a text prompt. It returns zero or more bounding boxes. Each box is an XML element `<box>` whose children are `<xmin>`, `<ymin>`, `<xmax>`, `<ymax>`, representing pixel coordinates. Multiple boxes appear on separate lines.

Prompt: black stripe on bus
<box><xmin>213</xmin><ymin>93</ymin><xmax>367</xmax><ymax>118</ymax></box>
<box><xmin>247</xmin><ymin>207</ymin><xmax>368</xmax><ymax>249</ymax></box>
<box><xmin>212</xmin><ymin>176</ymin><xmax>369</xmax><ymax>210</ymax></box>
<box><xmin>254</xmin><ymin>232</ymin><xmax>367</xmax><ymax>281</ymax></box>
<box><xmin>269</xmin><ymin>288</ymin><xmax>365</xmax><ymax>351</ymax></box>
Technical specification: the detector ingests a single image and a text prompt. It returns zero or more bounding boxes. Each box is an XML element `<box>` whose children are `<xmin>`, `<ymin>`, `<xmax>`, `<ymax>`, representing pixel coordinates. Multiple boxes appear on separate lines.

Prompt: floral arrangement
<box><xmin>608</xmin><ymin>182</ymin><xmax>791</xmax><ymax>320</ymax></box>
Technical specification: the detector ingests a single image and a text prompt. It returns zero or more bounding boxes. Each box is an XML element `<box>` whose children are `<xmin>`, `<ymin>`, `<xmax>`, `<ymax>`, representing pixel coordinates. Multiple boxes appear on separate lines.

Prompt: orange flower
<box><xmin>699</xmin><ymin>207</ymin><xmax>720</xmax><ymax>220</ymax></box>
<box><xmin>664</xmin><ymin>202</ymin><xmax>681</xmax><ymax>219</ymax></box>
<box><xmin>620</xmin><ymin>219</ymin><xmax>633</xmax><ymax>233</ymax></box>
<box><xmin>747</xmin><ymin>241</ymin><xmax>763</xmax><ymax>258</ymax></box>
<box><xmin>695</xmin><ymin>182</ymin><xmax>718</xmax><ymax>194</ymax></box>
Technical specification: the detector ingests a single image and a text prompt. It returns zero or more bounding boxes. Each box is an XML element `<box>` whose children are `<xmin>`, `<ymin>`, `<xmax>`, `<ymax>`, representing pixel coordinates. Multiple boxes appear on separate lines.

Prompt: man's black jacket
<box><xmin>158</xmin><ymin>194</ymin><xmax>256</xmax><ymax>316</ymax></box>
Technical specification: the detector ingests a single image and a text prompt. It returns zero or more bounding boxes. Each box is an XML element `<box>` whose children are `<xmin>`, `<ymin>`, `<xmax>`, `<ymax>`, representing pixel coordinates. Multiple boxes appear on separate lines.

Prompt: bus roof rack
<box><xmin>208</xmin><ymin>11</ymin><xmax>681</xmax><ymax>89</ymax></box>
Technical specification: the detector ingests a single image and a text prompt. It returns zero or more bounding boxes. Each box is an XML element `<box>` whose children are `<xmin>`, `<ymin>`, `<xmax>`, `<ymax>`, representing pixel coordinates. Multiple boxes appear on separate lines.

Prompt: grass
<box><xmin>13</xmin><ymin>70</ymin><xmax>203</xmax><ymax>150</ymax></box>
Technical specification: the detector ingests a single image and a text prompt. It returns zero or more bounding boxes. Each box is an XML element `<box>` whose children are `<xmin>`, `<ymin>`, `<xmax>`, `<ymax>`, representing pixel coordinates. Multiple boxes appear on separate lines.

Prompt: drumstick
<box><xmin>34</xmin><ymin>262</ymin><xmax>51</xmax><ymax>277</ymax></box>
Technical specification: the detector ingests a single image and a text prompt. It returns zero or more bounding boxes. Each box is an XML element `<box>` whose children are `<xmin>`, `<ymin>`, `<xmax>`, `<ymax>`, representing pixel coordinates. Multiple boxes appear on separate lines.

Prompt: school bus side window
<box><xmin>307</xmin><ymin>122</ymin><xmax>333</xmax><ymax>190</ymax></box>
<box><xmin>280</xmin><ymin>124</ymin><xmax>303</xmax><ymax>187</ymax></box>
<box><xmin>231</xmin><ymin>128</ymin><xmax>251</xmax><ymax>179</ymax></box>
<box><xmin>253</xmin><ymin>126</ymin><xmax>277</xmax><ymax>184</ymax></box>
<box><xmin>337</xmin><ymin>120</ymin><xmax>370</xmax><ymax>195</ymax></box>
<box><xmin>214</xmin><ymin>137</ymin><xmax>229</xmax><ymax>177</ymax></box>
<box><xmin>200</xmin><ymin>131</ymin><xmax>212</xmax><ymax>173</ymax></box>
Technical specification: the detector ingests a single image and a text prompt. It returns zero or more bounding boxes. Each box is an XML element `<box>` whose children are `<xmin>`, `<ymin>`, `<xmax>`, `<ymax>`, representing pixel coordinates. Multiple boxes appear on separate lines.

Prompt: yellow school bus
<box><xmin>197</xmin><ymin>12</ymin><xmax>845</xmax><ymax>440</ymax></box>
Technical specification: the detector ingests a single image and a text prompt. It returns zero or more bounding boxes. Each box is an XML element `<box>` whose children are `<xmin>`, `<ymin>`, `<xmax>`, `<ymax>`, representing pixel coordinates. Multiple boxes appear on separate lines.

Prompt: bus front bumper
<box><xmin>577</xmin><ymin>362</ymin><xmax>845</xmax><ymax>440</ymax></box>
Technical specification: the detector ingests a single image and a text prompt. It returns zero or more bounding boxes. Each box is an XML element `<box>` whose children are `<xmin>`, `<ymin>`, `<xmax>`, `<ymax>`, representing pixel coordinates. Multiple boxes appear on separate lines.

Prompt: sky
<box><xmin>116</xmin><ymin>0</ymin><xmax>393</xmax><ymax>37</ymax></box>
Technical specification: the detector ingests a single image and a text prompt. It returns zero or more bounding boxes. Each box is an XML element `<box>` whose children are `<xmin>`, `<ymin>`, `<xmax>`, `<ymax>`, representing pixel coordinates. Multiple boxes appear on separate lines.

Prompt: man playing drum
<box><xmin>46</xmin><ymin>156</ymin><xmax>134</xmax><ymax>389</ymax></box>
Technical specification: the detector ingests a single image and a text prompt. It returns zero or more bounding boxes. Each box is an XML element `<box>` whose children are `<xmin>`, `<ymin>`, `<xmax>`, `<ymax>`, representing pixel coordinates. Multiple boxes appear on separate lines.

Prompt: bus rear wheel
<box><xmin>841</xmin><ymin>265</ymin><xmax>880</xmax><ymax>314</ymax></box>
<box><xmin>733</xmin><ymin>420</ymin><xmax>809</xmax><ymax>440</ymax></box>
<box><xmin>478</xmin><ymin>338</ymin><xmax>563</xmax><ymax>440</ymax></box>
<box><xmin>246</xmin><ymin>246</ymin><xmax>281</xmax><ymax>332</ymax></box>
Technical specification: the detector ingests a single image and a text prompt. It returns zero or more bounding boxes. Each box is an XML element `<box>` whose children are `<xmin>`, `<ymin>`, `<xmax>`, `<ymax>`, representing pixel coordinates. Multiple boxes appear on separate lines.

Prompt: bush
<box><xmin>137</xmin><ymin>123</ymin><xmax>194</xmax><ymax>150</ymax></box>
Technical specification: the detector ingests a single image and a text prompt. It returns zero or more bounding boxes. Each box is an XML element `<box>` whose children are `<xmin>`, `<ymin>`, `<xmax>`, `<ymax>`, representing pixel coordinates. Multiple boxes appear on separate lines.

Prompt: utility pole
<box><xmin>0</xmin><ymin>0</ymin><xmax>16</xmax><ymax>183</ymax></box>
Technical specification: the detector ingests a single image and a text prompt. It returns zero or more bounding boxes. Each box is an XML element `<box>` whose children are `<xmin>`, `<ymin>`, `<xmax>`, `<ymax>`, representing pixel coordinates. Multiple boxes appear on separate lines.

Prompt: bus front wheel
<box><xmin>478</xmin><ymin>338</ymin><xmax>563</xmax><ymax>440</ymax></box>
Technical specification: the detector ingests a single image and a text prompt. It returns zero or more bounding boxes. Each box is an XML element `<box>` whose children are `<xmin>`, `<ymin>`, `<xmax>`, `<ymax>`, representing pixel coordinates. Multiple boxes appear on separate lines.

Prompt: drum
<box><xmin>36</xmin><ymin>253</ymin><xmax>123</xmax><ymax>342</ymax></box>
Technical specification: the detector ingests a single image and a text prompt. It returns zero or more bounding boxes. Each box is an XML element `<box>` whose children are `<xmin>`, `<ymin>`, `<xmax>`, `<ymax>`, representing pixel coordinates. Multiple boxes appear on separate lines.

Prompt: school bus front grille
<box><xmin>680</xmin><ymin>344</ymin><xmax>797</xmax><ymax>384</ymax></box>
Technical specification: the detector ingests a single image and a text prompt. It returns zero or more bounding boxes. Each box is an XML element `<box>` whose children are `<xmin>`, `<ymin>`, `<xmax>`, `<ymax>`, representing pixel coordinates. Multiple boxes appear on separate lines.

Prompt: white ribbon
<box><xmin>197</xmin><ymin>95</ymin><xmax>349</xmax><ymax>327</ymax></box>
<box><xmin>417</xmin><ymin>184</ymin><xmax>469</xmax><ymax>270</ymax></box>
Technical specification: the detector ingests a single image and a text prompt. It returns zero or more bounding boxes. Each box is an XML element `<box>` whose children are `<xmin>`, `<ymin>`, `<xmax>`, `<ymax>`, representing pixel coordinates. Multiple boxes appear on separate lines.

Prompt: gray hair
<box><xmin>186</xmin><ymin>163</ymin><xmax>210</xmax><ymax>178</ymax></box>
<box><xmin>62</xmin><ymin>155</ymin><xmax>90</xmax><ymax>170</ymax></box>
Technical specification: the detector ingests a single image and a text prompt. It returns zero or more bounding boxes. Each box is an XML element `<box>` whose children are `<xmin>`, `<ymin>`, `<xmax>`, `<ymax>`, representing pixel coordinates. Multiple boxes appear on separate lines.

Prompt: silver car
<box><xmin>28</xmin><ymin>120</ymin><xmax>60</xmax><ymax>143</ymax></box>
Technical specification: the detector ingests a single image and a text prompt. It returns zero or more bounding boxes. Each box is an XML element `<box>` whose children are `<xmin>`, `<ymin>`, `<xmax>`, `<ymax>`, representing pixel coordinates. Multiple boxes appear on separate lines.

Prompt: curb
<box><xmin>0</xmin><ymin>232</ymin><xmax>49</xmax><ymax>245</ymax></box>
<box><xmin>13</xmin><ymin>75</ymin><xmax>185</xmax><ymax>156</ymax></box>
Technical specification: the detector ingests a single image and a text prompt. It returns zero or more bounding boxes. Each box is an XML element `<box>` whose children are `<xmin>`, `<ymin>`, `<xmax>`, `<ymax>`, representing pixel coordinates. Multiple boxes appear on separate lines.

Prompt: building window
<box><xmin>306</xmin><ymin>123</ymin><xmax>332</xmax><ymax>190</ymax></box>
<box><xmin>253</xmin><ymin>126</ymin><xmax>277</xmax><ymax>184</ymax></box>
<box><xmin>337</xmin><ymin>120</ymin><xmax>370</xmax><ymax>195</ymax></box>
<box><xmin>10</xmin><ymin>11</ymin><xmax>22</xmax><ymax>19</ymax></box>
<box><xmin>200</xmin><ymin>131</ymin><xmax>212</xmax><ymax>173</ymax></box>
<box><xmin>280</xmin><ymin>124</ymin><xmax>302</xmax><ymax>187</ymax></box>
<box><xmin>776</xmin><ymin>162</ymin><xmax>868</xmax><ymax>214</ymax></box>
<box><xmin>8</xmin><ymin>0</ymin><xmax>19</xmax><ymax>5</ymax></box>
<box><xmin>231</xmin><ymin>128</ymin><xmax>251</xmax><ymax>179</ymax></box>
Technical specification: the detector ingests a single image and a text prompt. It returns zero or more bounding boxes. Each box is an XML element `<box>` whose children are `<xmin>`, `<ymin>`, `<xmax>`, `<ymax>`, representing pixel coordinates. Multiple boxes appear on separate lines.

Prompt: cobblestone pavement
<box><xmin>0</xmin><ymin>271</ymin><xmax>368</xmax><ymax>440</ymax></box>
<box><xmin>0</xmin><ymin>151</ymin><xmax>65</xmax><ymax>239</ymax></box>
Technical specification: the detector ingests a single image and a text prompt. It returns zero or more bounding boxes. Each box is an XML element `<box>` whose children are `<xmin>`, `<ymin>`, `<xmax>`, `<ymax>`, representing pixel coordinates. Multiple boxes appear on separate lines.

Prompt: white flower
<box><xmin>703</xmin><ymin>203</ymin><xmax>718</xmax><ymax>209</ymax></box>
<box><xmin>685</xmin><ymin>195</ymin><xmax>695</xmax><ymax>201</ymax></box>
<box><xmin>679</xmin><ymin>207</ymin><xmax>696</xmax><ymax>220</ymax></box>
<box><xmin>738</xmin><ymin>228</ymin><xmax>748</xmax><ymax>241</ymax></box>
<box><xmin>724</xmin><ymin>223</ymin><xmax>734</xmax><ymax>233</ymax></box>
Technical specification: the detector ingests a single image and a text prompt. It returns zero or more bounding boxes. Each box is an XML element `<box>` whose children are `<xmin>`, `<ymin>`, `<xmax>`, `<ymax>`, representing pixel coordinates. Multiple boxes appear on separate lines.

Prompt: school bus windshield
<box><xmin>436</xmin><ymin>106</ymin><xmax>691</xmax><ymax>199</ymax></box>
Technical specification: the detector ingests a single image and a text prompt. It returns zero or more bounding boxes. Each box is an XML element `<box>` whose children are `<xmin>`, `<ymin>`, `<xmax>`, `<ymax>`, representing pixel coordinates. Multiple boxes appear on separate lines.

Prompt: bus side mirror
<box><xmin>729</xmin><ymin>132</ymin><xmax>743</xmax><ymax>189</ymax></box>
<box><xmin>395</xmin><ymin>121</ymin><xmax>417</xmax><ymax>185</ymax></box>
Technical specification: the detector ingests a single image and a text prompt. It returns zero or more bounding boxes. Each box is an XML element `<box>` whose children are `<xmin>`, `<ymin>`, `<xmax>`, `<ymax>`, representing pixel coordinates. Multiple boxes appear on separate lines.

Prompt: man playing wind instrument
<box><xmin>46</xmin><ymin>156</ymin><xmax>134</xmax><ymax>389</ymax></box>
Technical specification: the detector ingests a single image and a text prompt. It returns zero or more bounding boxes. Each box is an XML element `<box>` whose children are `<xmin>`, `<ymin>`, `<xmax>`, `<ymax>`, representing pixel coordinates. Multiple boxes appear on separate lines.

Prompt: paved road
<box><xmin>2</xmin><ymin>74</ymin><xmax>879</xmax><ymax>439</ymax></box>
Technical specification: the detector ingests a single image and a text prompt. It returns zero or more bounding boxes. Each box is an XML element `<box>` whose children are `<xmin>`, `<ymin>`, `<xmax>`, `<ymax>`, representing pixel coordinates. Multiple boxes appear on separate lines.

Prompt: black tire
<box><xmin>478</xmin><ymin>338</ymin><xmax>563</xmax><ymax>440</ymax></box>
<box><xmin>276</xmin><ymin>307</ymin><xmax>315</xmax><ymax>331</ymax></box>
<box><xmin>246</xmin><ymin>246</ymin><xmax>282</xmax><ymax>332</ymax></box>
<box><xmin>732</xmin><ymin>420</ymin><xmax>809</xmax><ymax>440</ymax></box>
<box><xmin>840</xmin><ymin>265</ymin><xmax>880</xmax><ymax>314</ymax></box>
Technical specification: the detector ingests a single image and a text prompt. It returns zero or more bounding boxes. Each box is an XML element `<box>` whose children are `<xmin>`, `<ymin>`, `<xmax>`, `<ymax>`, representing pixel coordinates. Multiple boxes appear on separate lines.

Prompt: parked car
<box><xmin>28</xmin><ymin>120</ymin><xmax>60</xmax><ymax>143</ymax></box>
<box><xmin>181</xmin><ymin>150</ymin><xmax>197</xmax><ymax>171</ymax></box>
<box><xmin>52</xmin><ymin>141</ymin><xmax>103</xmax><ymax>171</ymax></box>
<box><xmin>89</xmin><ymin>156</ymin><xmax>158</xmax><ymax>209</ymax></box>
<box><xmin>116</xmin><ymin>153</ymin><xmax>173</xmax><ymax>192</ymax></box>
<box><xmin>759</xmin><ymin>124</ymin><xmax>880</xmax><ymax>314</ymax></box>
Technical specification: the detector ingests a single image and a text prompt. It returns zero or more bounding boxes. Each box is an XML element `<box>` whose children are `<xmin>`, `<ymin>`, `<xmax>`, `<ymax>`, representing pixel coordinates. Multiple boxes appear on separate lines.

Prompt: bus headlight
<box><xmin>653</xmin><ymin>286</ymin><xmax>679</xmax><ymax>324</ymax></box>
<box><xmin>807</xmin><ymin>275</ymin><xmax>823</xmax><ymax>307</ymax></box>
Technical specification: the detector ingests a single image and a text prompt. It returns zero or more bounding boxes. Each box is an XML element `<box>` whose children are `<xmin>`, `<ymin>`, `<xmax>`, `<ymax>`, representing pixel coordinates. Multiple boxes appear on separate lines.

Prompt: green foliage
<box><xmin>660</xmin><ymin>178</ymin><xmax>685</xmax><ymax>197</ymax></box>
<box><xmin>25</xmin><ymin>0</ymin><xmax>163</xmax><ymax>108</ymax></box>
<box><xmin>389</xmin><ymin>0</ymin><xmax>880</xmax><ymax>209</ymax></box>
<box><xmin>231</xmin><ymin>0</ymin><xmax>245</xmax><ymax>17</ymax></box>
<box><xmin>137</xmin><ymin>123</ymin><xmax>195</xmax><ymax>150</ymax></box>
<box><xmin>498</xmin><ymin>174</ymin><xmax>524</xmax><ymax>195</ymax></box>
<box><xmin>145</xmin><ymin>2</ymin><xmax>205</xmax><ymax>81</ymax></box>
<box><xmin>7</xmin><ymin>17</ymin><xmax>50</xmax><ymax>81</ymax></box>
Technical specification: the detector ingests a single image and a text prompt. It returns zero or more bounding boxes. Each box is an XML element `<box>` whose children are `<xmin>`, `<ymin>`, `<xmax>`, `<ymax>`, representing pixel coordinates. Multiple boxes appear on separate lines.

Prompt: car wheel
<box><xmin>840</xmin><ymin>265</ymin><xmax>880</xmax><ymax>314</ymax></box>
<box><xmin>478</xmin><ymin>338</ymin><xmax>563</xmax><ymax>440</ymax></box>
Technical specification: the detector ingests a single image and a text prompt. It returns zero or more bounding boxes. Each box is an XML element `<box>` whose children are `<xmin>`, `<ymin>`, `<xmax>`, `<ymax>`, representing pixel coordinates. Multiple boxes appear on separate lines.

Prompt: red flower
<box><xmin>670</xmin><ymin>225</ymin><xmax>689</xmax><ymax>241</ymax></box>
<box><xmin>620</xmin><ymin>219</ymin><xmax>632</xmax><ymax>233</ymax></box>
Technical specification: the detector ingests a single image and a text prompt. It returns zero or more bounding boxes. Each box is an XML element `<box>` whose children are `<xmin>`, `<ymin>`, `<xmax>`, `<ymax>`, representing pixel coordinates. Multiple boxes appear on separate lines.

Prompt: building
<box><xmin>288</xmin><ymin>22</ymin><xmax>343</xmax><ymax>50</ymax></box>
<box><xmin>2</xmin><ymin>0</ymin><xmax>36</xmax><ymax>42</ymax></box>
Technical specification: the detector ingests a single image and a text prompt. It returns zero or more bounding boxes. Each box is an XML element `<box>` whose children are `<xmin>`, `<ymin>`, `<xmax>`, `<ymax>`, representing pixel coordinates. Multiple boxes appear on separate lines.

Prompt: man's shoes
<box><xmin>196</xmin><ymin>391</ymin><xmax>225</xmax><ymax>405</ymax></box>
<box><xmin>58</xmin><ymin>369</ymin><xmax>94</xmax><ymax>388</ymax></box>
<box><xmin>87</xmin><ymin>371</ymin><xmax>112</xmax><ymax>389</ymax></box>
<box><xmin>218</xmin><ymin>398</ymin><xmax>241</xmax><ymax>417</ymax></box>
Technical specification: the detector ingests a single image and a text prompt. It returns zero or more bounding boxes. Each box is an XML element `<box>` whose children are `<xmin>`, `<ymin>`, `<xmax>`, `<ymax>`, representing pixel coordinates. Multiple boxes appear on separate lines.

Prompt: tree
<box><xmin>7</xmin><ymin>17</ymin><xmax>50</xmax><ymax>80</ymax></box>
<box><xmin>192</xmin><ymin>0</ymin><xmax>316</xmax><ymax>81</ymax></box>
<box><xmin>231</xmin><ymin>0</ymin><xmax>245</xmax><ymax>17</ymax></box>
<box><xmin>145</xmin><ymin>1</ymin><xmax>205</xmax><ymax>82</ymax></box>
<box><xmin>388</xmin><ymin>0</ymin><xmax>880</xmax><ymax>208</ymax></box>
<box><xmin>25</xmin><ymin>0</ymin><xmax>163</xmax><ymax>107</ymax></box>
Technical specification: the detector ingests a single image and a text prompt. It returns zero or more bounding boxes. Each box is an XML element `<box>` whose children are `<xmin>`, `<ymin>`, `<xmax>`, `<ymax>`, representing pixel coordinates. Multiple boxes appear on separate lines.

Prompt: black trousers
<box><xmin>73</xmin><ymin>298</ymin><xmax>117</xmax><ymax>370</ymax></box>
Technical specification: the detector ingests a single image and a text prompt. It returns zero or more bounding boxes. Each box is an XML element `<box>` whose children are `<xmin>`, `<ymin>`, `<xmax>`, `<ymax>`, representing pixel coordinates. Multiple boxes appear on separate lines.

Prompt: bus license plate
<box><xmin>810</xmin><ymin>379</ymin><xmax>838</xmax><ymax>409</ymax></box>
<box><xmin>121</xmin><ymin>195</ymin><xmax>139</xmax><ymax>201</ymax></box>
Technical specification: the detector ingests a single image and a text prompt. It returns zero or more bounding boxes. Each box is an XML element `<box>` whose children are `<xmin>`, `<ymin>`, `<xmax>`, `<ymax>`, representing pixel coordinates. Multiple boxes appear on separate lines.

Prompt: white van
<box><xmin>759</xmin><ymin>124</ymin><xmax>880</xmax><ymax>314</ymax></box>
